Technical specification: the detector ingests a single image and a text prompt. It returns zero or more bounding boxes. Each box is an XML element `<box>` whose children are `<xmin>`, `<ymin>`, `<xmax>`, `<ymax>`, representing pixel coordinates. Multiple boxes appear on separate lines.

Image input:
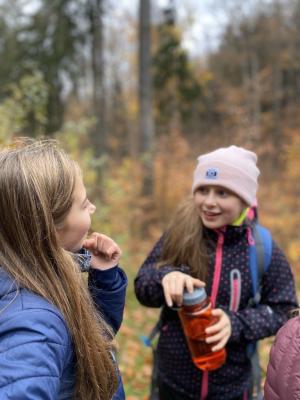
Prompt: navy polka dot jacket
<box><xmin>134</xmin><ymin>222</ymin><xmax>298</xmax><ymax>399</ymax></box>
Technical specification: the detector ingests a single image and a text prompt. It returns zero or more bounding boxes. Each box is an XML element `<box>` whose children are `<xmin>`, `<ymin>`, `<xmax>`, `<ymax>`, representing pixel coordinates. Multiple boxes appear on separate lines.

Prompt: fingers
<box><xmin>205</xmin><ymin>310</ymin><xmax>226</xmax><ymax>335</ymax></box>
<box><xmin>205</xmin><ymin>309</ymin><xmax>231</xmax><ymax>351</ymax></box>
<box><xmin>162</xmin><ymin>280</ymin><xmax>173</xmax><ymax>307</ymax></box>
<box><xmin>82</xmin><ymin>238</ymin><xmax>93</xmax><ymax>249</ymax></box>
<box><xmin>84</xmin><ymin>232</ymin><xmax>122</xmax><ymax>260</ymax></box>
<box><xmin>162</xmin><ymin>271</ymin><xmax>205</xmax><ymax>307</ymax></box>
<box><xmin>211</xmin><ymin>336</ymin><xmax>229</xmax><ymax>352</ymax></box>
<box><xmin>169</xmin><ymin>277</ymin><xmax>184</xmax><ymax>307</ymax></box>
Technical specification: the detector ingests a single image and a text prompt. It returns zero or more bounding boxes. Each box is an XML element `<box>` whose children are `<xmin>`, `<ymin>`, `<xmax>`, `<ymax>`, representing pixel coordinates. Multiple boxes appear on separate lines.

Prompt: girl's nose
<box><xmin>203</xmin><ymin>192</ymin><xmax>217</xmax><ymax>208</ymax></box>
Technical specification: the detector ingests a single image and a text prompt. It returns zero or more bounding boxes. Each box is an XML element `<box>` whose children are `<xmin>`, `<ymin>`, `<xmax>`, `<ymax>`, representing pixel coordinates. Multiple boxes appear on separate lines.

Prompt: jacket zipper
<box><xmin>201</xmin><ymin>230</ymin><xmax>225</xmax><ymax>399</ymax></box>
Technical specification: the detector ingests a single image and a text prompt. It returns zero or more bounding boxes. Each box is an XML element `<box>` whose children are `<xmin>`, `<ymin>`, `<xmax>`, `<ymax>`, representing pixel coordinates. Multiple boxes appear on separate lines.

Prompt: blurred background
<box><xmin>0</xmin><ymin>0</ymin><xmax>299</xmax><ymax>398</ymax></box>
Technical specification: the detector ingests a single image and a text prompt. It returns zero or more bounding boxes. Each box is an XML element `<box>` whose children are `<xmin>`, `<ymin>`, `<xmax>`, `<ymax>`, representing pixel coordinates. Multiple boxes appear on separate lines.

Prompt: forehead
<box><xmin>72</xmin><ymin>175</ymin><xmax>86</xmax><ymax>201</ymax></box>
<box><xmin>198</xmin><ymin>184</ymin><xmax>241</xmax><ymax>198</ymax></box>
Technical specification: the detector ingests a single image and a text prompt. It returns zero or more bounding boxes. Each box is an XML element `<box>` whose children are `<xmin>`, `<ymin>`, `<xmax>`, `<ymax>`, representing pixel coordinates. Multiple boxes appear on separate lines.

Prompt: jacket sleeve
<box><xmin>0</xmin><ymin>308</ymin><xmax>71</xmax><ymax>399</ymax></box>
<box><xmin>228</xmin><ymin>240</ymin><xmax>298</xmax><ymax>343</ymax></box>
<box><xmin>88</xmin><ymin>266</ymin><xmax>127</xmax><ymax>333</ymax></box>
<box><xmin>134</xmin><ymin>235</ymin><xmax>185</xmax><ymax>308</ymax></box>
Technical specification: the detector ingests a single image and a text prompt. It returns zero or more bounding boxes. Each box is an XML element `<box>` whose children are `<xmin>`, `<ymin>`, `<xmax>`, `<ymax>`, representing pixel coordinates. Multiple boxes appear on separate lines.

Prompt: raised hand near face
<box><xmin>83</xmin><ymin>232</ymin><xmax>122</xmax><ymax>270</ymax></box>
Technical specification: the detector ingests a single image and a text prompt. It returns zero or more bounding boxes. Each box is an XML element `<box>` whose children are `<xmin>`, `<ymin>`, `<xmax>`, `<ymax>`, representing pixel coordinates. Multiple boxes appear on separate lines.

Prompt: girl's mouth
<box><xmin>203</xmin><ymin>211</ymin><xmax>221</xmax><ymax>218</ymax></box>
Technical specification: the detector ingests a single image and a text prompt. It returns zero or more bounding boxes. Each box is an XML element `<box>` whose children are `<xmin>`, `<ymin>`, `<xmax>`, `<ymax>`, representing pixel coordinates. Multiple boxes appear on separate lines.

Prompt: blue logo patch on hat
<box><xmin>205</xmin><ymin>168</ymin><xmax>219</xmax><ymax>180</ymax></box>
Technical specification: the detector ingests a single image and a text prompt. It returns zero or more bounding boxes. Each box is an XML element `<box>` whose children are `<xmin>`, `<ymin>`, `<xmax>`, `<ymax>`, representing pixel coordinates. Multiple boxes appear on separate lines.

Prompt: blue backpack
<box><xmin>142</xmin><ymin>223</ymin><xmax>273</xmax><ymax>400</ymax></box>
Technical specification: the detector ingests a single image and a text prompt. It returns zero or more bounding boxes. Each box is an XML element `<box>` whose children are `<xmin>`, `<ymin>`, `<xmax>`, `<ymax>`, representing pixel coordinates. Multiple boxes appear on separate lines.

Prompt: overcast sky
<box><xmin>118</xmin><ymin>0</ymin><xmax>228</xmax><ymax>55</ymax></box>
<box><xmin>20</xmin><ymin>0</ymin><xmax>230</xmax><ymax>56</ymax></box>
<box><xmin>19</xmin><ymin>0</ymin><xmax>275</xmax><ymax>57</ymax></box>
<box><xmin>114</xmin><ymin>0</ymin><xmax>274</xmax><ymax>55</ymax></box>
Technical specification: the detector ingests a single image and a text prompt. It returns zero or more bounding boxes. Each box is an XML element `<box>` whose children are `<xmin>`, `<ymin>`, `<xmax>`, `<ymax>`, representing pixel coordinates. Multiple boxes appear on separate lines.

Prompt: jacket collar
<box><xmin>204</xmin><ymin>220</ymin><xmax>253</xmax><ymax>245</ymax></box>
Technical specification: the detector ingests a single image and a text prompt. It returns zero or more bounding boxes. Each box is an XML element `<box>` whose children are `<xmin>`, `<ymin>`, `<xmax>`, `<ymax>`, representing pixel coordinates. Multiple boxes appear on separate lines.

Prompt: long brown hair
<box><xmin>0</xmin><ymin>139</ymin><xmax>117</xmax><ymax>400</ymax></box>
<box><xmin>159</xmin><ymin>196</ymin><xmax>208</xmax><ymax>281</ymax></box>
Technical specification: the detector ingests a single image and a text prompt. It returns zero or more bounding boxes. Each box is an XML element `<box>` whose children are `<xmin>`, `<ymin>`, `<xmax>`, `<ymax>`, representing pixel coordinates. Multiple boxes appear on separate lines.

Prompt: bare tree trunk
<box><xmin>272</xmin><ymin>64</ymin><xmax>282</xmax><ymax>151</ymax></box>
<box><xmin>271</xmin><ymin>1</ymin><xmax>284</xmax><ymax>157</ymax></box>
<box><xmin>250</xmin><ymin>54</ymin><xmax>261</xmax><ymax>145</ymax></box>
<box><xmin>139</xmin><ymin>0</ymin><xmax>154</xmax><ymax>197</ymax></box>
<box><xmin>89</xmin><ymin>0</ymin><xmax>106</xmax><ymax>159</ymax></box>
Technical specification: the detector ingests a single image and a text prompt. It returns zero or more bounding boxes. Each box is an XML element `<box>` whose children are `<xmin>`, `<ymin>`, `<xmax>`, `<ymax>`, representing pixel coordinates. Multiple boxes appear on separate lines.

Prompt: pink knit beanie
<box><xmin>192</xmin><ymin>146</ymin><xmax>260</xmax><ymax>206</ymax></box>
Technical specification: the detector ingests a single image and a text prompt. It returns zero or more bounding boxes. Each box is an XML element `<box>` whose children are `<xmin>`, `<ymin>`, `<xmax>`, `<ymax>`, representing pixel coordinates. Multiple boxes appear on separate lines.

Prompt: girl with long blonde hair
<box><xmin>0</xmin><ymin>139</ymin><xmax>127</xmax><ymax>400</ymax></box>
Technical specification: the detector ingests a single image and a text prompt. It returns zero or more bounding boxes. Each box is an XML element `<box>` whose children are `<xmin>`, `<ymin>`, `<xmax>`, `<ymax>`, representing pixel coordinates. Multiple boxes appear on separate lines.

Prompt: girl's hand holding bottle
<box><xmin>205</xmin><ymin>309</ymin><xmax>232</xmax><ymax>351</ymax></box>
<box><xmin>161</xmin><ymin>271</ymin><xmax>205</xmax><ymax>308</ymax></box>
<box><xmin>162</xmin><ymin>271</ymin><xmax>232</xmax><ymax>353</ymax></box>
<box><xmin>83</xmin><ymin>232</ymin><xmax>122</xmax><ymax>270</ymax></box>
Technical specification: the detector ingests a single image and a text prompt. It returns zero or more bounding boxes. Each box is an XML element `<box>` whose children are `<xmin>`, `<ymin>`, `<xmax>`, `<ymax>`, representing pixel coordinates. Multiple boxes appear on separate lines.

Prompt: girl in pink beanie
<box><xmin>135</xmin><ymin>145</ymin><xmax>297</xmax><ymax>400</ymax></box>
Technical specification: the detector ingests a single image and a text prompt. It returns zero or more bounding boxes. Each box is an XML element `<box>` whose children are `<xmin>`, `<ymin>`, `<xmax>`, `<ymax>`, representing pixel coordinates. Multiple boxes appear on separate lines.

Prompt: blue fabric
<box><xmin>249</xmin><ymin>242</ymin><xmax>258</xmax><ymax>295</ymax></box>
<box><xmin>89</xmin><ymin>267</ymin><xmax>127</xmax><ymax>333</ymax></box>
<box><xmin>249</xmin><ymin>224</ymin><xmax>272</xmax><ymax>297</ymax></box>
<box><xmin>113</xmin><ymin>372</ymin><xmax>126</xmax><ymax>400</ymax></box>
<box><xmin>0</xmin><ymin>255</ymin><xmax>127</xmax><ymax>399</ymax></box>
<box><xmin>256</xmin><ymin>224</ymin><xmax>272</xmax><ymax>272</ymax></box>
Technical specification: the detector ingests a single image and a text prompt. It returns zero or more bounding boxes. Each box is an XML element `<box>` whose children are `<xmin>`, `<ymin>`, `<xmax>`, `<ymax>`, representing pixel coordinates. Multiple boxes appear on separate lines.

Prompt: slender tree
<box><xmin>24</xmin><ymin>0</ymin><xmax>85</xmax><ymax>134</ymax></box>
<box><xmin>152</xmin><ymin>2</ymin><xmax>204</xmax><ymax>137</ymax></box>
<box><xmin>88</xmin><ymin>0</ymin><xmax>107</xmax><ymax>159</ymax></box>
<box><xmin>139</xmin><ymin>0</ymin><xmax>155</xmax><ymax>196</ymax></box>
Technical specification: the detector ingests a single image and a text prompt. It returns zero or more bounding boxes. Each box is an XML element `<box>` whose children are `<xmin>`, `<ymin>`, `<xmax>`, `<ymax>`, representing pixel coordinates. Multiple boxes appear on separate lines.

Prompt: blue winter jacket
<box><xmin>0</xmin><ymin>254</ymin><xmax>127</xmax><ymax>399</ymax></box>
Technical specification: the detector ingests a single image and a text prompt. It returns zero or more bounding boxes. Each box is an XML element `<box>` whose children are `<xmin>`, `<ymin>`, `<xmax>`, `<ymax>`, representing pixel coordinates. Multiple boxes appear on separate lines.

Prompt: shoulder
<box><xmin>272</xmin><ymin>316</ymin><xmax>300</xmax><ymax>351</ymax></box>
<box><xmin>0</xmin><ymin>269</ymin><xmax>74</xmax><ymax>397</ymax></box>
<box><xmin>0</xmin><ymin>282</ymin><xmax>70</xmax><ymax>348</ymax></box>
<box><xmin>252</xmin><ymin>223</ymin><xmax>290</xmax><ymax>269</ymax></box>
<box><xmin>269</xmin><ymin>318</ymin><xmax>300</xmax><ymax>375</ymax></box>
<box><xmin>0</xmin><ymin>285</ymin><xmax>72</xmax><ymax>395</ymax></box>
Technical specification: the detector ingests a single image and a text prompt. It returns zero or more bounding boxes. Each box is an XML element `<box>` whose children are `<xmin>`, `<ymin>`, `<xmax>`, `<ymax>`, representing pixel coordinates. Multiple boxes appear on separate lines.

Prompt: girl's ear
<box><xmin>55</xmin><ymin>221</ymin><xmax>62</xmax><ymax>230</ymax></box>
<box><xmin>55</xmin><ymin>220</ymin><xmax>65</xmax><ymax>232</ymax></box>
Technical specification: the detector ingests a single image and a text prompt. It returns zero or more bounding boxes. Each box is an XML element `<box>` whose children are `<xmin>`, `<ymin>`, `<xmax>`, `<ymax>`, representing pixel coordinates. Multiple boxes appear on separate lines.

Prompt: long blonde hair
<box><xmin>159</xmin><ymin>196</ymin><xmax>208</xmax><ymax>281</ymax></box>
<box><xmin>0</xmin><ymin>139</ymin><xmax>117</xmax><ymax>400</ymax></box>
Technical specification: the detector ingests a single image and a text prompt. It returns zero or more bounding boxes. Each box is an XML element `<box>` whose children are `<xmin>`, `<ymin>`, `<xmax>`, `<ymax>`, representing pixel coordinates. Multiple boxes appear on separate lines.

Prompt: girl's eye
<box><xmin>218</xmin><ymin>190</ymin><xmax>228</xmax><ymax>197</ymax></box>
<box><xmin>197</xmin><ymin>187</ymin><xmax>208</xmax><ymax>195</ymax></box>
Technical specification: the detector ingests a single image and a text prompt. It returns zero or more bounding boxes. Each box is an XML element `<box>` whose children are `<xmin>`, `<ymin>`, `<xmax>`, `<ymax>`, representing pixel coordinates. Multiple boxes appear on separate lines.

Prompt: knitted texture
<box><xmin>192</xmin><ymin>146</ymin><xmax>260</xmax><ymax>206</ymax></box>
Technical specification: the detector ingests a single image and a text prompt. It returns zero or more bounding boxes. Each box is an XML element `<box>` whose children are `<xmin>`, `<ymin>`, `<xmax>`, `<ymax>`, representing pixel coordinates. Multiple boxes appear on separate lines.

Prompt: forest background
<box><xmin>0</xmin><ymin>0</ymin><xmax>299</xmax><ymax>398</ymax></box>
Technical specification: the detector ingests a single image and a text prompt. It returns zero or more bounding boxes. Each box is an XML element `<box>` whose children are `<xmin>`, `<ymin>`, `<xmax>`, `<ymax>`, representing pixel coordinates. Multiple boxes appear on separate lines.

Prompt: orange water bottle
<box><xmin>179</xmin><ymin>287</ymin><xmax>226</xmax><ymax>371</ymax></box>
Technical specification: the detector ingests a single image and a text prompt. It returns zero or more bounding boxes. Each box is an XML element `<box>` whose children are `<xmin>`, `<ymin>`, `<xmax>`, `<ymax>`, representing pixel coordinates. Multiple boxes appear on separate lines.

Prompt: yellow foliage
<box><xmin>0</xmin><ymin>71</ymin><xmax>48</xmax><ymax>143</ymax></box>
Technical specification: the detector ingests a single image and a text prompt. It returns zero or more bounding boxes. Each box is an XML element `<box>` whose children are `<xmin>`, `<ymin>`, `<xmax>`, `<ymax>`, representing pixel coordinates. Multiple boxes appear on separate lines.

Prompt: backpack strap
<box><xmin>253</xmin><ymin>224</ymin><xmax>272</xmax><ymax>276</ymax></box>
<box><xmin>247</xmin><ymin>223</ymin><xmax>272</xmax><ymax>400</ymax></box>
<box><xmin>248</xmin><ymin>223</ymin><xmax>272</xmax><ymax>306</ymax></box>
